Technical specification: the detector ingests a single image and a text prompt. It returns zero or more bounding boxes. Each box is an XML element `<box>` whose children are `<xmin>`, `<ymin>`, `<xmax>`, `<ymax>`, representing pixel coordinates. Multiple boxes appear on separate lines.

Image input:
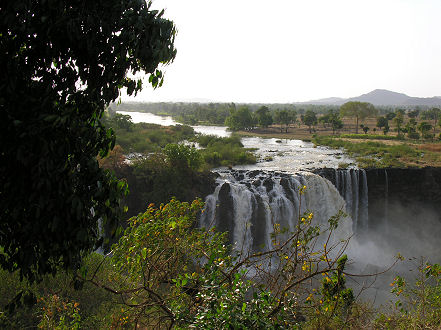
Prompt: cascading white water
<box><xmin>359</xmin><ymin>170</ymin><xmax>369</xmax><ymax>231</ymax></box>
<box><xmin>332</xmin><ymin>169</ymin><xmax>369</xmax><ymax>233</ymax></box>
<box><xmin>199</xmin><ymin>170</ymin><xmax>352</xmax><ymax>255</ymax></box>
<box><xmin>384</xmin><ymin>169</ymin><xmax>389</xmax><ymax>233</ymax></box>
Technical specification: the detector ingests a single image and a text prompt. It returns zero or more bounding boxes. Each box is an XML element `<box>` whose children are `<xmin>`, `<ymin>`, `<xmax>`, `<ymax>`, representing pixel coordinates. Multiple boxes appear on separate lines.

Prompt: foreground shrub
<box><xmin>71</xmin><ymin>187</ymin><xmax>362</xmax><ymax>328</ymax></box>
<box><xmin>375</xmin><ymin>260</ymin><xmax>441</xmax><ymax>329</ymax></box>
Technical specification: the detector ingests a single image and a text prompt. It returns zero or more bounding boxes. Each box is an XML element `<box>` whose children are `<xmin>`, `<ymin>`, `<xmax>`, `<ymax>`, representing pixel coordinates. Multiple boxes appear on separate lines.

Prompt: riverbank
<box><xmin>234</xmin><ymin>127</ymin><xmax>441</xmax><ymax>168</ymax></box>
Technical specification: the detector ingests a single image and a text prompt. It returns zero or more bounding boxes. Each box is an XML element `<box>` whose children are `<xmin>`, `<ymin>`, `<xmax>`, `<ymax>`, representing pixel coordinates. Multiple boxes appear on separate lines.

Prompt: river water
<box><xmin>117</xmin><ymin>111</ymin><xmax>355</xmax><ymax>172</ymax></box>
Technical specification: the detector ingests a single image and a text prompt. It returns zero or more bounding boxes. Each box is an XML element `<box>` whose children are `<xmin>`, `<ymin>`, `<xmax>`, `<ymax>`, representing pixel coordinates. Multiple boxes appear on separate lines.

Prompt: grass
<box><xmin>339</xmin><ymin>133</ymin><xmax>403</xmax><ymax>140</ymax></box>
<box><xmin>312</xmin><ymin>135</ymin><xmax>426</xmax><ymax>168</ymax></box>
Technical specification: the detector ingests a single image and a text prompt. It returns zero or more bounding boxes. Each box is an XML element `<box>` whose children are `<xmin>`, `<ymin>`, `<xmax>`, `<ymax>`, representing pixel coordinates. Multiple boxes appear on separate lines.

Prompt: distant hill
<box><xmin>305</xmin><ymin>89</ymin><xmax>441</xmax><ymax>106</ymax></box>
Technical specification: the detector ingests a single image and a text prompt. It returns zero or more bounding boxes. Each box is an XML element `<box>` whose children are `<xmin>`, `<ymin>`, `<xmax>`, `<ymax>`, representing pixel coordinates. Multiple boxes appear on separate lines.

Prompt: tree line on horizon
<box><xmin>114</xmin><ymin>101</ymin><xmax>441</xmax><ymax>139</ymax></box>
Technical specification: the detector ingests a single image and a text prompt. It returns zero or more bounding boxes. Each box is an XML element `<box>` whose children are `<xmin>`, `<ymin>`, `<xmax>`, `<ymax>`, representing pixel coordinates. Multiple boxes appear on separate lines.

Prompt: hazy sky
<box><xmin>122</xmin><ymin>0</ymin><xmax>441</xmax><ymax>103</ymax></box>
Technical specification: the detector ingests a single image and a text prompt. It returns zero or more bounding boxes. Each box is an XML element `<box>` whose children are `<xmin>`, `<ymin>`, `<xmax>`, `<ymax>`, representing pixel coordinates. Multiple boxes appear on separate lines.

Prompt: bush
<box><xmin>407</xmin><ymin>132</ymin><xmax>420</xmax><ymax>140</ymax></box>
<box><xmin>88</xmin><ymin>192</ymin><xmax>357</xmax><ymax>328</ymax></box>
<box><xmin>339</xmin><ymin>134</ymin><xmax>401</xmax><ymax>141</ymax></box>
<box><xmin>375</xmin><ymin>260</ymin><xmax>441</xmax><ymax>329</ymax></box>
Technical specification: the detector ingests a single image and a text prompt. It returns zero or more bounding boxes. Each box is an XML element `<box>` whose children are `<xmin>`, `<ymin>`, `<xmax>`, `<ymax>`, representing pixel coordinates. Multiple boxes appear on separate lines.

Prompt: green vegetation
<box><xmin>225</xmin><ymin>106</ymin><xmax>255</xmax><ymax>131</ymax></box>
<box><xmin>274</xmin><ymin>109</ymin><xmax>297</xmax><ymax>133</ymax></box>
<box><xmin>103</xmin><ymin>113</ymin><xmax>196</xmax><ymax>154</ymax></box>
<box><xmin>197</xmin><ymin>135</ymin><xmax>257</xmax><ymax>168</ymax></box>
<box><xmin>339</xmin><ymin>133</ymin><xmax>402</xmax><ymax>140</ymax></box>
<box><xmin>98</xmin><ymin>115</ymin><xmax>256</xmax><ymax>216</ymax></box>
<box><xmin>313</xmin><ymin>135</ymin><xmax>422</xmax><ymax>168</ymax></box>
<box><xmin>303</xmin><ymin>109</ymin><xmax>318</xmax><ymax>133</ymax></box>
<box><xmin>1</xmin><ymin>0</ymin><xmax>176</xmax><ymax>281</ymax></box>
<box><xmin>102</xmin><ymin>112</ymin><xmax>256</xmax><ymax>169</ymax></box>
<box><xmin>0</xmin><ymin>191</ymin><xmax>359</xmax><ymax>328</ymax></box>
<box><xmin>375</xmin><ymin>260</ymin><xmax>441</xmax><ymax>329</ymax></box>
<box><xmin>340</xmin><ymin>101</ymin><xmax>378</xmax><ymax>134</ymax></box>
<box><xmin>2</xmin><ymin>196</ymin><xmax>440</xmax><ymax>328</ymax></box>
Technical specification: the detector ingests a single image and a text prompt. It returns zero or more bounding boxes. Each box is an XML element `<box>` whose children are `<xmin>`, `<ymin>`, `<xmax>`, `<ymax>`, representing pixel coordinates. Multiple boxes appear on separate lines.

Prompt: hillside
<box><xmin>306</xmin><ymin>89</ymin><xmax>441</xmax><ymax>106</ymax></box>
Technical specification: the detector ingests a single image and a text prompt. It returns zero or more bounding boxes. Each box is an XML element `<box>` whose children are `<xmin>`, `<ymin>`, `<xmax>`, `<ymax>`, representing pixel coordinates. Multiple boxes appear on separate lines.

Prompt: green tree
<box><xmin>385</xmin><ymin>112</ymin><xmax>396</xmax><ymax>121</ymax></box>
<box><xmin>106</xmin><ymin>113</ymin><xmax>134</xmax><ymax>131</ymax></box>
<box><xmin>407</xmin><ymin>109</ymin><xmax>420</xmax><ymax>118</ymax></box>
<box><xmin>405</xmin><ymin>118</ymin><xmax>420</xmax><ymax>139</ymax></box>
<box><xmin>255</xmin><ymin>106</ymin><xmax>273</xmax><ymax>128</ymax></box>
<box><xmin>339</xmin><ymin>101</ymin><xmax>377</xmax><ymax>134</ymax></box>
<box><xmin>0</xmin><ymin>0</ymin><xmax>176</xmax><ymax>281</ymax></box>
<box><xmin>318</xmin><ymin>113</ymin><xmax>332</xmax><ymax>128</ymax></box>
<box><xmin>164</xmin><ymin>143</ymin><xmax>202</xmax><ymax>173</ymax></box>
<box><xmin>394</xmin><ymin>112</ymin><xmax>405</xmax><ymax>137</ymax></box>
<box><xmin>418</xmin><ymin>121</ymin><xmax>433</xmax><ymax>140</ymax></box>
<box><xmin>360</xmin><ymin>124</ymin><xmax>370</xmax><ymax>134</ymax></box>
<box><xmin>421</xmin><ymin>108</ymin><xmax>441</xmax><ymax>134</ymax></box>
<box><xmin>321</xmin><ymin>110</ymin><xmax>343</xmax><ymax>135</ymax></box>
<box><xmin>376</xmin><ymin>116</ymin><xmax>388</xmax><ymax>131</ymax></box>
<box><xmin>303</xmin><ymin>110</ymin><xmax>318</xmax><ymax>133</ymax></box>
<box><xmin>225</xmin><ymin>106</ymin><xmax>254</xmax><ymax>131</ymax></box>
<box><xmin>274</xmin><ymin>109</ymin><xmax>295</xmax><ymax>133</ymax></box>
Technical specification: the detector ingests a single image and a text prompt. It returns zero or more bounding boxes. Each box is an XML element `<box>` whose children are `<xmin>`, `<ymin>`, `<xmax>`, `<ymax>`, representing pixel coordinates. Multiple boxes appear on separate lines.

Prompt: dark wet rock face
<box><xmin>215</xmin><ymin>182</ymin><xmax>235</xmax><ymax>244</ymax></box>
<box><xmin>314</xmin><ymin>167</ymin><xmax>441</xmax><ymax>231</ymax></box>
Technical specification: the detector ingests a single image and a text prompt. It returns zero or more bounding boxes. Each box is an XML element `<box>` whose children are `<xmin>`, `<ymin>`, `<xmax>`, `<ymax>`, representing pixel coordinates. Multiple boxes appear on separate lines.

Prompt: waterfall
<box><xmin>331</xmin><ymin>169</ymin><xmax>369</xmax><ymax>233</ymax></box>
<box><xmin>199</xmin><ymin>170</ymin><xmax>352</xmax><ymax>256</ymax></box>
<box><xmin>384</xmin><ymin>169</ymin><xmax>389</xmax><ymax>233</ymax></box>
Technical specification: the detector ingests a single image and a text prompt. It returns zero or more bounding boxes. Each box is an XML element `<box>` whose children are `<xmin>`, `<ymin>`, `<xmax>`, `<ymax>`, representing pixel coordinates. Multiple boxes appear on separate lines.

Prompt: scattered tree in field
<box><xmin>273</xmin><ymin>109</ymin><xmax>293</xmax><ymax>133</ymax></box>
<box><xmin>376</xmin><ymin>116</ymin><xmax>388</xmax><ymax>131</ymax></box>
<box><xmin>0</xmin><ymin>0</ymin><xmax>176</xmax><ymax>281</ymax></box>
<box><xmin>329</xmin><ymin>112</ymin><xmax>344</xmax><ymax>135</ymax></box>
<box><xmin>339</xmin><ymin>101</ymin><xmax>377</xmax><ymax>134</ymax></box>
<box><xmin>418</xmin><ymin>121</ymin><xmax>434</xmax><ymax>140</ymax></box>
<box><xmin>303</xmin><ymin>110</ymin><xmax>318</xmax><ymax>133</ymax></box>
<box><xmin>394</xmin><ymin>112</ymin><xmax>405</xmax><ymax>137</ymax></box>
<box><xmin>320</xmin><ymin>110</ymin><xmax>343</xmax><ymax>134</ymax></box>
<box><xmin>255</xmin><ymin>106</ymin><xmax>273</xmax><ymax>128</ymax></box>
<box><xmin>318</xmin><ymin>112</ymin><xmax>332</xmax><ymax>128</ymax></box>
<box><xmin>405</xmin><ymin>118</ymin><xmax>420</xmax><ymax>139</ymax></box>
<box><xmin>360</xmin><ymin>124</ymin><xmax>370</xmax><ymax>134</ymax></box>
<box><xmin>395</xmin><ymin>108</ymin><xmax>405</xmax><ymax>116</ymax></box>
<box><xmin>385</xmin><ymin>112</ymin><xmax>396</xmax><ymax>121</ymax></box>
<box><xmin>421</xmin><ymin>108</ymin><xmax>441</xmax><ymax>134</ymax></box>
<box><xmin>407</xmin><ymin>109</ymin><xmax>420</xmax><ymax>118</ymax></box>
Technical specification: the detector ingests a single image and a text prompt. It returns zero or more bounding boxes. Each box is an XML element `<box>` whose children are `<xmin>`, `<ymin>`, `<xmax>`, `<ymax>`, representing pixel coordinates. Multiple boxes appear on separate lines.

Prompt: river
<box><xmin>117</xmin><ymin>111</ymin><xmax>355</xmax><ymax>172</ymax></box>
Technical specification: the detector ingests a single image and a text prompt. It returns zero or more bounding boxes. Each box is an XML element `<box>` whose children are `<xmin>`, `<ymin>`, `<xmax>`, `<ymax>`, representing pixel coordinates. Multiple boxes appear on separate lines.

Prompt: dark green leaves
<box><xmin>0</xmin><ymin>0</ymin><xmax>176</xmax><ymax>281</ymax></box>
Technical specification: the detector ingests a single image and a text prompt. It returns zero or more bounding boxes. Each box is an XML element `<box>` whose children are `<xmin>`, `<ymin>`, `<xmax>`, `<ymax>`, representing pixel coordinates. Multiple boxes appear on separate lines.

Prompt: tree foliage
<box><xmin>255</xmin><ymin>106</ymin><xmax>273</xmax><ymax>128</ymax></box>
<box><xmin>75</xmin><ymin>191</ymin><xmax>357</xmax><ymax>328</ymax></box>
<box><xmin>274</xmin><ymin>109</ymin><xmax>296</xmax><ymax>133</ymax></box>
<box><xmin>225</xmin><ymin>106</ymin><xmax>255</xmax><ymax>131</ymax></box>
<box><xmin>303</xmin><ymin>110</ymin><xmax>318</xmax><ymax>133</ymax></box>
<box><xmin>0</xmin><ymin>0</ymin><xmax>176</xmax><ymax>281</ymax></box>
<box><xmin>421</xmin><ymin>108</ymin><xmax>441</xmax><ymax>133</ymax></box>
<box><xmin>340</xmin><ymin>101</ymin><xmax>377</xmax><ymax>134</ymax></box>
